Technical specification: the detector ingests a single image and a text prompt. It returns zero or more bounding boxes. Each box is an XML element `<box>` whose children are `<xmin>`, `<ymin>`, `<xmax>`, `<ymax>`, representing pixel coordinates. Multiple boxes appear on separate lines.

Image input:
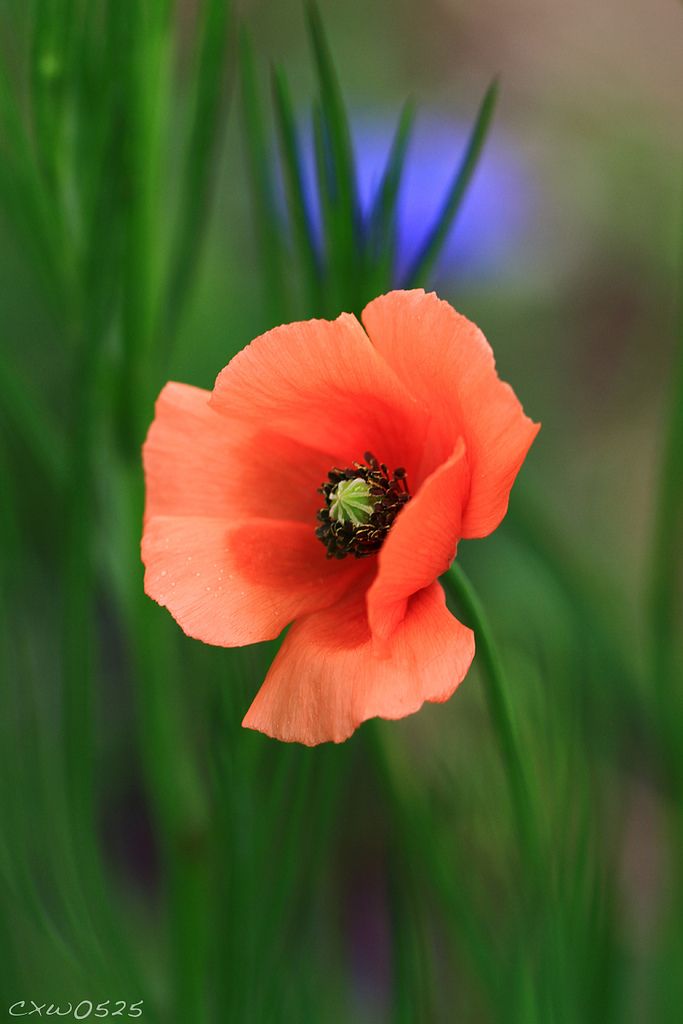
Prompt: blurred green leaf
<box><xmin>0</xmin><ymin>347</ymin><xmax>66</xmax><ymax>492</ymax></box>
<box><xmin>306</xmin><ymin>0</ymin><xmax>361</xmax><ymax>310</ymax></box>
<box><xmin>271</xmin><ymin>64</ymin><xmax>322</xmax><ymax>309</ymax></box>
<box><xmin>364</xmin><ymin>98</ymin><xmax>416</xmax><ymax>300</ymax></box>
<box><xmin>305</xmin><ymin>1</ymin><xmax>358</xmax><ymax>232</ymax></box>
<box><xmin>311</xmin><ymin>100</ymin><xmax>336</xmax><ymax>306</ymax></box>
<box><xmin>0</xmin><ymin>56</ymin><xmax>72</xmax><ymax>309</ymax></box>
<box><xmin>29</xmin><ymin>0</ymin><xmax>72</xmax><ymax>196</ymax></box>
<box><xmin>165</xmin><ymin>0</ymin><xmax>234</xmax><ymax>343</ymax></box>
<box><xmin>118</xmin><ymin>0</ymin><xmax>173</xmax><ymax>450</ymax></box>
<box><xmin>368</xmin><ymin>99</ymin><xmax>415</xmax><ymax>250</ymax></box>
<box><xmin>239</xmin><ymin>26</ymin><xmax>288</xmax><ymax>325</ymax></box>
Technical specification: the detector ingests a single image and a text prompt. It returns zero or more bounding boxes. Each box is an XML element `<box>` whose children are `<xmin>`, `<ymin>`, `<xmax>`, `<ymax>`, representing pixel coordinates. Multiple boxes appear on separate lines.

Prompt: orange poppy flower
<box><xmin>142</xmin><ymin>289</ymin><xmax>539</xmax><ymax>745</ymax></box>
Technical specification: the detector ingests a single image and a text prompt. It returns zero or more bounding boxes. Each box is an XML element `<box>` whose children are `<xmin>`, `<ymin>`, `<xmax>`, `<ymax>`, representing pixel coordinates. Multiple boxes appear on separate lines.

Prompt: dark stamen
<box><xmin>316</xmin><ymin>451</ymin><xmax>411</xmax><ymax>559</ymax></box>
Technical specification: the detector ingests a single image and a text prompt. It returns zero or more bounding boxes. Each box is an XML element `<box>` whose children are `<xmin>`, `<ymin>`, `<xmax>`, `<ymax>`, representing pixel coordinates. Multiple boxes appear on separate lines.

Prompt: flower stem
<box><xmin>443</xmin><ymin>561</ymin><xmax>540</xmax><ymax>870</ymax></box>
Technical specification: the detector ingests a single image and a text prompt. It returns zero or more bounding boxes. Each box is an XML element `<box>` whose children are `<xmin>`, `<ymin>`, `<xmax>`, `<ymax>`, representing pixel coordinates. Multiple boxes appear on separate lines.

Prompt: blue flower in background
<box><xmin>300</xmin><ymin>112</ymin><xmax>535</xmax><ymax>286</ymax></box>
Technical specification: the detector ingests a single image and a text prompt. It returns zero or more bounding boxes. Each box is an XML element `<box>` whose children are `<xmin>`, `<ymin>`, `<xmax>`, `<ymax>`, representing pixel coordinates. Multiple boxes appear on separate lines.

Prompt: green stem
<box><xmin>443</xmin><ymin>561</ymin><xmax>540</xmax><ymax>870</ymax></box>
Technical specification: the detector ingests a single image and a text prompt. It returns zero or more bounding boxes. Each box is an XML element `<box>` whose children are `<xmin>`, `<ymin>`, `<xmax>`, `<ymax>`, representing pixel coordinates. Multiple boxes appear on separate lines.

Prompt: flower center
<box><xmin>316</xmin><ymin>452</ymin><xmax>411</xmax><ymax>559</ymax></box>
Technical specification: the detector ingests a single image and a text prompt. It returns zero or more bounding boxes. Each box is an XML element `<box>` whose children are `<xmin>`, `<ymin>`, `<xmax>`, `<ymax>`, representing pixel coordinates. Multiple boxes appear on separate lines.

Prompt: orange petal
<box><xmin>367</xmin><ymin>440</ymin><xmax>469</xmax><ymax>647</ymax></box>
<box><xmin>362</xmin><ymin>290</ymin><xmax>540</xmax><ymax>537</ymax></box>
<box><xmin>143</xmin><ymin>381</ymin><xmax>335</xmax><ymax>525</ymax></box>
<box><xmin>242</xmin><ymin>581</ymin><xmax>474</xmax><ymax>745</ymax></box>
<box><xmin>209</xmin><ymin>313</ymin><xmax>428</xmax><ymax>481</ymax></box>
<box><xmin>141</xmin><ymin>516</ymin><xmax>358</xmax><ymax>646</ymax></box>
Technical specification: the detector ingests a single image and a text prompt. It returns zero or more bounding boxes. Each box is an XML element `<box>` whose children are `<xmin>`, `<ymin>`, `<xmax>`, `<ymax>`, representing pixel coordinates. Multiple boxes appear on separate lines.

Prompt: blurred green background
<box><xmin>1</xmin><ymin>0</ymin><xmax>682</xmax><ymax>1021</ymax></box>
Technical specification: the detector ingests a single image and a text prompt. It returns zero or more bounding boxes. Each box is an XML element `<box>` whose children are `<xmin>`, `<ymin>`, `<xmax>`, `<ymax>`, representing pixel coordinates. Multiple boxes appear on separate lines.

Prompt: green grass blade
<box><xmin>107</xmin><ymin>467</ymin><xmax>211</xmax><ymax>1024</ymax></box>
<box><xmin>239</xmin><ymin>26</ymin><xmax>288</xmax><ymax>324</ymax></box>
<box><xmin>403</xmin><ymin>78</ymin><xmax>498</xmax><ymax>288</ymax></box>
<box><xmin>29</xmin><ymin>0</ymin><xmax>73</xmax><ymax>197</ymax></box>
<box><xmin>271</xmin><ymin>64</ymin><xmax>322</xmax><ymax>309</ymax></box>
<box><xmin>311</xmin><ymin>100</ymin><xmax>343</xmax><ymax>314</ymax></box>
<box><xmin>367</xmin><ymin>98</ymin><xmax>415</xmax><ymax>251</ymax></box>
<box><xmin>443</xmin><ymin>559</ymin><xmax>540</xmax><ymax>872</ymax></box>
<box><xmin>363</xmin><ymin>98</ymin><xmax>416</xmax><ymax>300</ymax></box>
<box><xmin>387</xmin><ymin>863</ymin><xmax>434</xmax><ymax>1024</ymax></box>
<box><xmin>306</xmin><ymin>1</ymin><xmax>361</xmax><ymax>310</ymax></box>
<box><xmin>119</xmin><ymin>0</ymin><xmax>174</xmax><ymax>451</ymax></box>
<box><xmin>164</xmin><ymin>0</ymin><xmax>233</xmax><ymax>342</ymax></box>
<box><xmin>367</xmin><ymin>723</ymin><xmax>501</xmax><ymax>1006</ymax></box>
<box><xmin>0</xmin><ymin>54</ymin><xmax>72</xmax><ymax>309</ymax></box>
<box><xmin>305</xmin><ymin>1</ymin><xmax>358</xmax><ymax>232</ymax></box>
<box><xmin>0</xmin><ymin>347</ymin><xmax>66</xmax><ymax>492</ymax></box>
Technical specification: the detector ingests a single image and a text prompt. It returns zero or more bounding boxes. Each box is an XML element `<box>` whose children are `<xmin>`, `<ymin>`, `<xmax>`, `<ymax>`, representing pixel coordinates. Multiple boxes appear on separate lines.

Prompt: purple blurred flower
<box><xmin>300</xmin><ymin>111</ymin><xmax>535</xmax><ymax>285</ymax></box>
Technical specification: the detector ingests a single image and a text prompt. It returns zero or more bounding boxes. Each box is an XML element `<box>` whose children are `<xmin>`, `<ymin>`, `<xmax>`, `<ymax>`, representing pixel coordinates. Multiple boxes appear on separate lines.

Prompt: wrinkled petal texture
<box><xmin>209</xmin><ymin>313</ymin><xmax>429</xmax><ymax>482</ymax></box>
<box><xmin>142</xmin><ymin>383</ymin><xmax>359</xmax><ymax>645</ymax></box>
<box><xmin>144</xmin><ymin>382</ymin><xmax>336</xmax><ymax>524</ymax></box>
<box><xmin>362</xmin><ymin>289</ymin><xmax>540</xmax><ymax>537</ymax></box>
<box><xmin>142</xmin><ymin>517</ymin><xmax>359</xmax><ymax>647</ymax></box>
<box><xmin>243</xmin><ymin>581</ymin><xmax>475</xmax><ymax>745</ymax></box>
<box><xmin>367</xmin><ymin>439</ymin><xmax>469</xmax><ymax>648</ymax></box>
